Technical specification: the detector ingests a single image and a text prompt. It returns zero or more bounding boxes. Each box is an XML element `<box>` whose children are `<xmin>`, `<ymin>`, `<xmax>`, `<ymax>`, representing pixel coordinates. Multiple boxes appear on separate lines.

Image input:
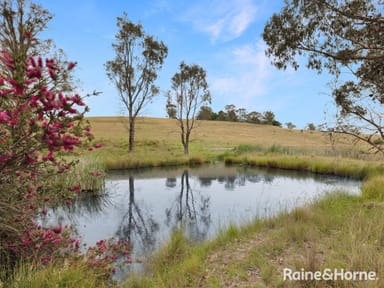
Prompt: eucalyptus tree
<box><xmin>0</xmin><ymin>0</ymin><xmax>78</xmax><ymax>94</ymax></box>
<box><xmin>197</xmin><ymin>105</ymin><xmax>214</xmax><ymax>120</ymax></box>
<box><xmin>169</xmin><ymin>62</ymin><xmax>210</xmax><ymax>155</ymax></box>
<box><xmin>285</xmin><ymin>122</ymin><xmax>296</xmax><ymax>130</ymax></box>
<box><xmin>263</xmin><ymin>0</ymin><xmax>384</xmax><ymax>153</ymax></box>
<box><xmin>105</xmin><ymin>13</ymin><xmax>168</xmax><ymax>153</ymax></box>
<box><xmin>225</xmin><ymin>104</ymin><xmax>238</xmax><ymax>122</ymax></box>
<box><xmin>166</xmin><ymin>95</ymin><xmax>177</xmax><ymax>119</ymax></box>
<box><xmin>262</xmin><ymin>111</ymin><xmax>281</xmax><ymax>127</ymax></box>
<box><xmin>0</xmin><ymin>0</ymin><xmax>50</xmax><ymax>81</ymax></box>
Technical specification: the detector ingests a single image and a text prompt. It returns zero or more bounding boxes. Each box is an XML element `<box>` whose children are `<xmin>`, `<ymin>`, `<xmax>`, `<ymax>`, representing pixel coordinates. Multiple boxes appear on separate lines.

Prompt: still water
<box><xmin>46</xmin><ymin>165</ymin><xmax>360</xmax><ymax>259</ymax></box>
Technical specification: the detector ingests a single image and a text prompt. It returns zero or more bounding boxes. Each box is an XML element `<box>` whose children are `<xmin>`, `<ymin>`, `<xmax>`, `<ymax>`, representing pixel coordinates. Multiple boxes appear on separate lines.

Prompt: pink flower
<box><xmin>69</xmin><ymin>185</ymin><xmax>81</xmax><ymax>192</ymax></box>
<box><xmin>68</xmin><ymin>108</ymin><xmax>77</xmax><ymax>114</ymax></box>
<box><xmin>0</xmin><ymin>111</ymin><xmax>10</xmax><ymax>123</ymax></box>
<box><xmin>26</xmin><ymin>193</ymin><xmax>35</xmax><ymax>199</ymax></box>
<box><xmin>51</xmin><ymin>236</ymin><xmax>62</xmax><ymax>244</ymax></box>
<box><xmin>26</xmin><ymin>68</ymin><xmax>42</xmax><ymax>78</ymax></box>
<box><xmin>22</xmin><ymin>239</ymin><xmax>31</xmax><ymax>246</ymax></box>
<box><xmin>48</xmin><ymin>69</ymin><xmax>56</xmax><ymax>79</ymax></box>
<box><xmin>52</xmin><ymin>226</ymin><xmax>62</xmax><ymax>234</ymax></box>
<box><xmin>25</xmin><ymin>31</ymin><xmax>32</xmax><ymax>39</ymax></box>
<box><xmin>67</xmin><ymin>62</ymin><xmax>76</xmax><ymax>70</ymax></box>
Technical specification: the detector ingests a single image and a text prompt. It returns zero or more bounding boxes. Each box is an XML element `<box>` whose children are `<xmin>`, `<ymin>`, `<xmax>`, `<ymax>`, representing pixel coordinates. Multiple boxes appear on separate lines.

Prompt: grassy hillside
<box><xmin>88</xmin><ymin>116</ymin><xmax>341</xmax><ymax>150</ymax></box>
<box><xmin>87</xmin><ymin>116</ymin><xmax>371</xmax><ymax>170</ymax></box>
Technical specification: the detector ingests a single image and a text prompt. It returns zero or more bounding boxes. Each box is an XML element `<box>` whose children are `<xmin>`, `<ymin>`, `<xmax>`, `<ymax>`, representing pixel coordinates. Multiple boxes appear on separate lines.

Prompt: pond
<box><xmin>45</xmin><ymin>165</ymin><xmax>361</xmax><ymax>263</ymax></box>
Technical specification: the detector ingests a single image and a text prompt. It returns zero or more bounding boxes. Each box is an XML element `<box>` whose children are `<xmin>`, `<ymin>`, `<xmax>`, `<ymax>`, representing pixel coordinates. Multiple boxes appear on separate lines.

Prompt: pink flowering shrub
<box><xmin>0</xmin><ymin>50</ymin><xmax>131</xmax><ymax>279</ymax></box>
<box><xmin>7</xmin><ymin>216</ymin><xmax>132</xmax><ymax>278</ymax></box>
<box><xmin>7</xmin><ymin>222</ymin><xmax>78</xmax><ymax>266</ymax></box>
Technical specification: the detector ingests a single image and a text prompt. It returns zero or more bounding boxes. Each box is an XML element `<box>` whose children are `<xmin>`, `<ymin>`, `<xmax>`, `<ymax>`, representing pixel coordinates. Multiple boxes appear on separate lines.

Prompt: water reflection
<box><xmin>115</xmin><ymin>177</ymin><xmax>159</xmax><ymax>253</ymax></box>
<box><xmin>165</xmin><ymin>170</ymin><xmax>211</xmax><ymax>241</ymax></box>
<box><xmin>48</xmin><ymin>165</ymin><xmax>361</xmax><ymax>258</ymax></box>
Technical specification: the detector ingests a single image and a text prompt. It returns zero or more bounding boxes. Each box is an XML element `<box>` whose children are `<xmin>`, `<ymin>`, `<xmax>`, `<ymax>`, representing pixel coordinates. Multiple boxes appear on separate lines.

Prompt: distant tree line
<box><xmin>167</xmin><ymin>103</ymin><xmax>282</xmax><ymax>127</ymax></box>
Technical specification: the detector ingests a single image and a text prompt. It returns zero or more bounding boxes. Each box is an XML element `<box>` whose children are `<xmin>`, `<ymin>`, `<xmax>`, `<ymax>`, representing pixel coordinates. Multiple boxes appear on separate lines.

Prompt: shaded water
<box><xmin>46</xmin><ymin>165</ymin><xmax>360</xmax><ymax>260</ymax></box>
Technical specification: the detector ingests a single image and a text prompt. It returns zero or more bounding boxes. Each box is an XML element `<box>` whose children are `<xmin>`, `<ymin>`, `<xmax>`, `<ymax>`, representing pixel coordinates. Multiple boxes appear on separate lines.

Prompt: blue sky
<box><xmin>37</xmin><ymin>0</ymin><xmax>336</xmax><ymax>129</ymax></box>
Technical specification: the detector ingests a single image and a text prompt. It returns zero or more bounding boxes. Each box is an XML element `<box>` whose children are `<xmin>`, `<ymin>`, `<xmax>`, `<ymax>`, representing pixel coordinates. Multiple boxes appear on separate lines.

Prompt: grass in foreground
<box><xmin>123</xmin><ymin>176</ymin><xmax>384</xmax><ymax>287</ymax></box>
<box><xmin>4</xmin><ymin>262</ymin><xmax>110</xmax><ymax>288</ymax></box>
<box><xmin>4</xmin><ymin>168</ymin><xmax>384</xmax><ymax>288</ymax></box>
<box><xmin>4</xmin><ymin>117</ymin><xmax>384</xmax><ymax>287</ymax></box>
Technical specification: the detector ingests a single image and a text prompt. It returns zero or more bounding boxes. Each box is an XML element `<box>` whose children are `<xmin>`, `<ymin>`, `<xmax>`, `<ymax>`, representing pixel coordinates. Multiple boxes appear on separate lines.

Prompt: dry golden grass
<box><xmin>87</xmin><ymin>116</ymin><xmax>360</xmax><ymax>155</ymax></box>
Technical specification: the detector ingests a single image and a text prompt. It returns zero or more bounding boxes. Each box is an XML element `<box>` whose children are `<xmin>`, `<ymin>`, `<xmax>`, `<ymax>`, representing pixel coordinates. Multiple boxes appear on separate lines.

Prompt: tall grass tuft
<box><xmin>5</xmin><ymin>262</ymin><xmax>110</xmax><ymax>288</ymax></box>
<box><xmin>127</xmin><ymin>228</ymin><xmax>205</xmax><ymax>288</ymax></box>
<box><xmin>50</xmin><ymin>154</ymin><xmax>106</xmax><ymax>195</ymax></box>
<box><xmin>148</xmin><ymin>229</ymin><xmax>191</xmax><ymax>271</ymax></box>
<box><xmin>361</xmin><ymin>175</ymin><xmax>384</xmax><ymax>201</ymax></box>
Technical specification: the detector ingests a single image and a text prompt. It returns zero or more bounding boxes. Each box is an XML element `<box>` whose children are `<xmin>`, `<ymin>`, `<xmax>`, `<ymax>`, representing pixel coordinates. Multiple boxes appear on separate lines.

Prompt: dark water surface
<box><xmin>46</xmin><ymin>165</ymin><xmax>360</xmax><ymax>260</ymax></box>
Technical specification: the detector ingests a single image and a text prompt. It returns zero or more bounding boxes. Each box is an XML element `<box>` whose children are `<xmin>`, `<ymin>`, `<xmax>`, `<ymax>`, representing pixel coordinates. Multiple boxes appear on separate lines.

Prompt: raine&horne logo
<box><xmin>283</xmin><ymin>268</ymin><xmax>378</xmax><ymax>282</ymax></box>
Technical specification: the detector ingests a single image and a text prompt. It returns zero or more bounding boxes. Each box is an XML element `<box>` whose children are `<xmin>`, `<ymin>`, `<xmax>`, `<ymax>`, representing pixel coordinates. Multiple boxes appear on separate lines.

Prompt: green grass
<box><xmin>4</xmin><ymin>116</ymin><xmax>384</xmax><ymax>287</ymax></box>
<box><xmin>4</xmin><ymin>262</ymin><xmax>111</xmax><ymax>288</ymax></box>
<box><xmin>87</xmin><ymin>117</ymin><xmax>380</xmax><ymax>170</ymax></box>
<box><xmin>361</xmin><ymin>175</ymin><xmax>384</xmax><ymax>201</ymax></box>
<box><xmin>123</xmin><ymin>190</ymin><xmax>384</xmax><ymax>288</ymax></box>
<box><xmin>224</xmin><ymin>154</ymin><xmax>384</xmax><ymax>179</ymax></box>
<box><xmin>60</xmin><ymin>154</ymin><xmax>106</xmax><ymax>192</ymax></box>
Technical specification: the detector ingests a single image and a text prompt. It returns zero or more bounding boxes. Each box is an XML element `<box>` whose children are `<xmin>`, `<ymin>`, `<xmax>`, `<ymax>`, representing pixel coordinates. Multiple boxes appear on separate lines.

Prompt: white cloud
<box><xmin>228</xmin><ymin>6</ymin><xmax>257</xmax><ymax>38</ymax></box>
<box><xmin>182</xmin><ymin>0</ymin><xmax>258</xmax><ymax>42</ymax></box>
<box><xmin>210</xmin><ymin>40</ymin><xmax>272</xmax><ymax>110</ymax></box>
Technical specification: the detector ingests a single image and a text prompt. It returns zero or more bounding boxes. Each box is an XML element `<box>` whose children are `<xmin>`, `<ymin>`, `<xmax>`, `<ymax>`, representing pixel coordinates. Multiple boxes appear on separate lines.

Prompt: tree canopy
<box><xmin>105</xmin><ymin>13</ymin><xmax>168</xmax><ymax>153</ymax></box>
<box><xmin>263</xmin><ymin>0</ymin><xmax>384</xmax><ymax>153</ymax></box>
<box><xmin>169</xmin><ymin>62</ymin><xmax>210</xmax><ymax>155</ymax></box>
<box><xmin>0</xmin><ymin>0</ymin><xmax>78</xmax><ymax>93</ymax></box>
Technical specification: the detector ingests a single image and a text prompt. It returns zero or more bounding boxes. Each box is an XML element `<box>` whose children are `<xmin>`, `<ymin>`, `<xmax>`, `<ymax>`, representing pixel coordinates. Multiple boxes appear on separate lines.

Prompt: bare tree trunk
<box><xmin>183</xmin><ymin>143</ymin><xmax>189</xmax><ymax>155</ymax></box>
<box><xmin>183</xmin><ymin>131</ymin><xmax>190</xmax><ymax>155</ymax></box>
<box><xmin>179</xmin><ymin>120</ymin><xmax>189</xmax><ymax>155</ymax></box>
<box><xmin>129</xmin><ymin>116</ymin><xmax>135</xmax><ymax>153</ymax></box>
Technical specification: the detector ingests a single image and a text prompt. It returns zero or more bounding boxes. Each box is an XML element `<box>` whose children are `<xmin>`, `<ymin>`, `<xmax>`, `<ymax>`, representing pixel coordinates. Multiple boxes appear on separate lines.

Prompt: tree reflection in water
<box><xmin>115</xmin><ymin>176</ymin><xmax>159</xmax><ymax>254</ymax></box>
<box><xmin>165</xmin><ymin>170</ymin><xmax>211</xmax><ymax>242</ymax></box>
